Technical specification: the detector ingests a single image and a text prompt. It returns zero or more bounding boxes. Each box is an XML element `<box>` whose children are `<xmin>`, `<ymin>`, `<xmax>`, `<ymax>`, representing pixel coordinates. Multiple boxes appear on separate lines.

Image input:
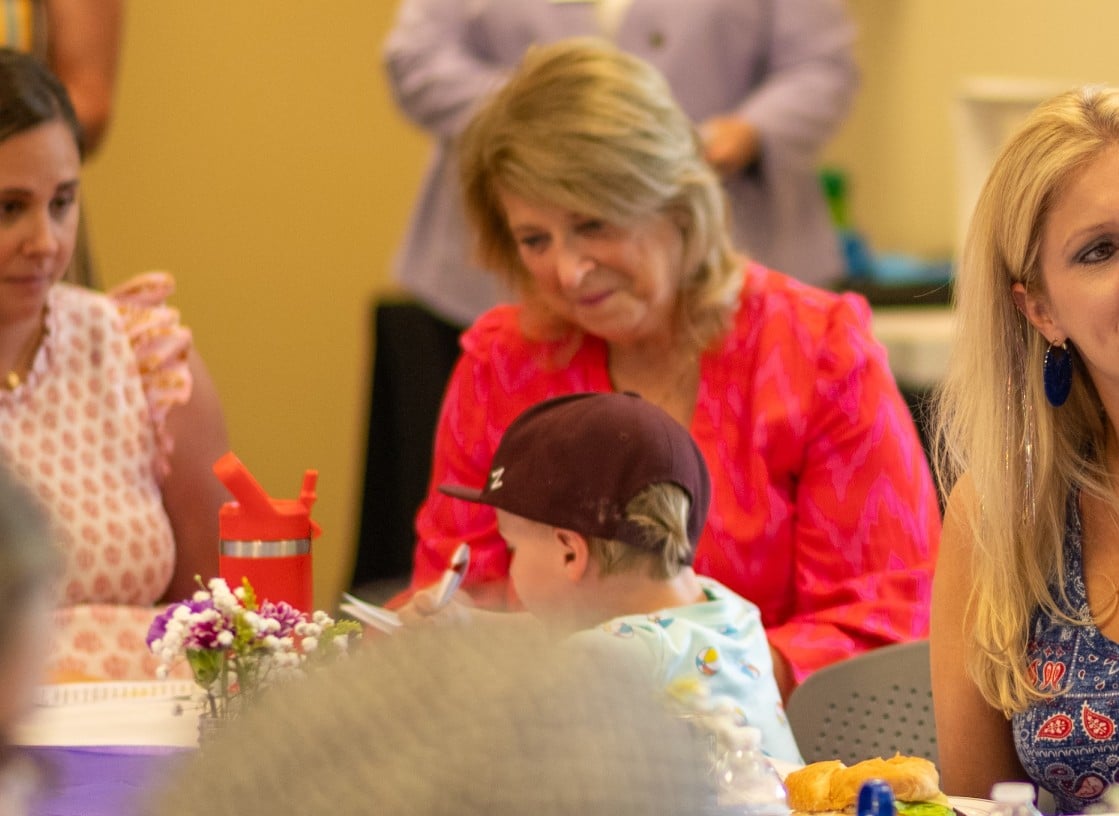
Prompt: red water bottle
<box><xmin>212</xmin><ymin>452</ymin><xmax>320</xmax><ymax>612</ymax></box>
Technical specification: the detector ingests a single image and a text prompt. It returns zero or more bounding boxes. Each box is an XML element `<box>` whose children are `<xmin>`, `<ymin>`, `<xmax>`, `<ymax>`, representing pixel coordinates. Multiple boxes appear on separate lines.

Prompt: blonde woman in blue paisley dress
<box><xmin>932</xmin><ymin>85</ymin><xmax>1119</xmax><ymax>813</ymax></box>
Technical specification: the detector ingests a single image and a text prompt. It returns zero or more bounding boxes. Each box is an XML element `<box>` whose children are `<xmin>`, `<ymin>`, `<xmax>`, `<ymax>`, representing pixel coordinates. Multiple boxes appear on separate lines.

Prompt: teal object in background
<box><xmin>872</xmin><ymin>253</ymin><xmax>953</xmax><ymax>284</ymax></box>
<box><xmin>820</xmin><ymin>167</ymin><xmax>953</xmax><ymax>286</ymax></box>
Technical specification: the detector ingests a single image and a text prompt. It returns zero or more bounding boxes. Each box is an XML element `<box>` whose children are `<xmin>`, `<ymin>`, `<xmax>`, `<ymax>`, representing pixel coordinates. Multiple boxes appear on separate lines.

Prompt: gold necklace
<box><xmin>2</xmin><ymin>311</ymin><xmax>48</xmax><ymax>391</ymax></box>
<box><xmin>609</xmin><ymin>346</ymin><xmax>700</xmax><ymax>425</ymax></box>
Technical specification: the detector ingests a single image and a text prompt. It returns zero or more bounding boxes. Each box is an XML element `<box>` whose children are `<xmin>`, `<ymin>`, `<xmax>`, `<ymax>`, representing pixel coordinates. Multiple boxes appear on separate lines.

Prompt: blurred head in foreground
<box><xmin>0</xmin><ymin>459</ymin><xmax>58</xmax><ymax>753</ymax></box>
<box><xmin>148</xmin><ymin>620</ymin><xmax>717</xmax><ymax>816</ymax></box>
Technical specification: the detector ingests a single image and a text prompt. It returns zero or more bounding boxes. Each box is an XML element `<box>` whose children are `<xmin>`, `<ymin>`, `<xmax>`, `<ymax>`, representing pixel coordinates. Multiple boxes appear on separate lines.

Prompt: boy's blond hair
<box><xmin>588</xmin><ymin>483</ymin><xmax>694</xmax><ymax>580</ymax></box>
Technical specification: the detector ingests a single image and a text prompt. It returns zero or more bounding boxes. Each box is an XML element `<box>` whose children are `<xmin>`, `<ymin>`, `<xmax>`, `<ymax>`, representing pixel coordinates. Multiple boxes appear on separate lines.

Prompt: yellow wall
<box><xmin>82</xmin><ymin>2</ymin><xmax>1119</xmax><ymax>608</ymax></box>
<box><xmin>830</xmin><ymin>0</ymin><xmax>1117</xmax><ymax>258</ymax></box>
<box><xmin>83</xmin><ymin>3</ymin><xmax>426</xmax><ymax>608</ymax></box>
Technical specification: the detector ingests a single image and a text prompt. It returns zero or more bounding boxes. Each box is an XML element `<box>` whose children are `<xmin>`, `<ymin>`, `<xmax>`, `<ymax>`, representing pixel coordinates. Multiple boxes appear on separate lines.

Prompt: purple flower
<box><xmin>258</xmin><ymin>600</ymin><xmax>306</xmax><ymax>637</ymax></box>
<box><xmin>183</xmin><ymin>610</ymin><xmax>230</xmax><ymax>650</ymax></box>
<box><xmin>146</xmin><ymin>599</ymin><xmax>213</xmax><ymax>647</ymax></box>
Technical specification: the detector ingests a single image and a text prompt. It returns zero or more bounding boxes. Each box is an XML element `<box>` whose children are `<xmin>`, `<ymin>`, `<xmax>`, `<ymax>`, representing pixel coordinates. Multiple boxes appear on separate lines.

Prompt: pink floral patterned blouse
<box><xmin>0</xmin><ymin>273</ymin><xmax>193</xmax><ymax>681</ymax></box>
<box><xmin>411</xmin><ymin>263</ymin><xmax>942</xmax><ymax>682</ymax></box>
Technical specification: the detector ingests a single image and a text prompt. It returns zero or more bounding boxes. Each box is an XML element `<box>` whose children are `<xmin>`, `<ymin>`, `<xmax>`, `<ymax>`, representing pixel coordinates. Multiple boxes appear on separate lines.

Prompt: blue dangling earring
<box><xmin>1043</xmin><ymin>340</ymin><xmax>1074</xmax><ymax>407</ymax></box>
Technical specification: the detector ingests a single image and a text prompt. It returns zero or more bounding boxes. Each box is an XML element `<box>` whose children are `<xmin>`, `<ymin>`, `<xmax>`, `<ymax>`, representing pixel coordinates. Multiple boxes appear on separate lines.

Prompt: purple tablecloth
<box><xmin>25</xmin><ymin>745</ymin><xmax>192</xmax><ymax>816</ymax></box>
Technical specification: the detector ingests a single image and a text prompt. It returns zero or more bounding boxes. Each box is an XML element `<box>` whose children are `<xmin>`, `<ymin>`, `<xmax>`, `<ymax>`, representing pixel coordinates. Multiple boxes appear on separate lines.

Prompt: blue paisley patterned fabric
<box><xmin>1013</xmin><ymin>497</ymin><xmax>1119</xmax><ymax>814</ymax></box>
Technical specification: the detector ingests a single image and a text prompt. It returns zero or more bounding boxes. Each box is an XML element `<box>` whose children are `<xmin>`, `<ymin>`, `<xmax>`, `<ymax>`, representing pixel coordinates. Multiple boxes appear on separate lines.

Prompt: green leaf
<box><xmin>240</xmin><ymin>578</ymin><xmax>258</xmax><ymax>611</ymax></box>
<box><xmin>186</xmin><ymin>648</ymin><xmax>225</xmax><ymax>688</ymax></box>
<box><xmin>896</xmin><ymin>801</ymin><xmax>954</xmax><ymax>816</ymax></box>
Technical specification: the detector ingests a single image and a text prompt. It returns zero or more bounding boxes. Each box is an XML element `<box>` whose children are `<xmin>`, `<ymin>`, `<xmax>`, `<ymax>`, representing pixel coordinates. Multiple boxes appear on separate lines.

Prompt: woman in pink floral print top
<box><xmin>0</xmin><ymin>50</ymin><xmax>230</xmax><ymax>681</ymax></box>
<box><xmin>402</xmin><ymin>40</ymin><xmax>940</xmax><ymax>696</ymax></box>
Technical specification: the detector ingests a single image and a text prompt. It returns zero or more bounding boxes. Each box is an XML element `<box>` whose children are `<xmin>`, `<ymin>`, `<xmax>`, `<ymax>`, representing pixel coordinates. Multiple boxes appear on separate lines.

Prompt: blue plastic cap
<box><xmin>857</xmin><ymin>779</ymin><xmax>896</xmax><ymax>816</ymax></box>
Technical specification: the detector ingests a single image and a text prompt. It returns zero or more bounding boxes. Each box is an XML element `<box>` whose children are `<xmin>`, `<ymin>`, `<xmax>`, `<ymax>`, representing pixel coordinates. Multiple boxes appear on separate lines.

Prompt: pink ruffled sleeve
<box><xmin>107</xmin><ymin>271</ymin><xmax>194</xmax><ymax>479</ymax></box>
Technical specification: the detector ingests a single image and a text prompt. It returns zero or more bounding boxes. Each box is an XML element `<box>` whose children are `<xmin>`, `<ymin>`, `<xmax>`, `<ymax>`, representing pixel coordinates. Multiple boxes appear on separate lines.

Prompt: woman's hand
<box><xmin>700</xmin><ymin>115</ymin><xmax>760</xmax><ymax>177</ymax></box>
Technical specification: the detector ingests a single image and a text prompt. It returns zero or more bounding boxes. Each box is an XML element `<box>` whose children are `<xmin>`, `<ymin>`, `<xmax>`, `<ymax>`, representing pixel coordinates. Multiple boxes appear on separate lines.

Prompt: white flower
<box><xmin>272</xmin><ymin>652</ymin><xmax>302</xmax><ymax>671</ymax></box>
<box><xmin>208</xmin><ymin>578</ymin><xmax>239</xmax><ymax>614</ymax></box>
<box><xmin>147</xmin><ymin>577</ymin><xmax>361</xmax><ymax>721</ymax></box>
<box><xmin>295</xmin><ymin>621</ymin><xmax>323</xmax><ymax>639</ymax></box>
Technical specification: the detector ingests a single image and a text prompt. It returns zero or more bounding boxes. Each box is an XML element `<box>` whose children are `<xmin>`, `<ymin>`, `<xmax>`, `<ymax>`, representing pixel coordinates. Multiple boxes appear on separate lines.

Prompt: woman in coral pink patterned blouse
<box><xmin>403</xmin><ymin>40</ymin><xmax>941</xmax><ymax>697</ymax></box>
<box><xmin>0</xmin><ymin>50</ymin><xmax>230</xmax><ymax>682</ymax></box>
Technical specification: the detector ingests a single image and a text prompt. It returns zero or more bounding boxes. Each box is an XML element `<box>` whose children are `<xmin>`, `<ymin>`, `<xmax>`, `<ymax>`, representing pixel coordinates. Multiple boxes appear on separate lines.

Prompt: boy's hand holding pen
<box><xmin>341</xmin><ymin>543</ymin><xmax>472</xmax><ymax>633</ymax></box>
<box><xmin>431</xmin><ymin>542</ymin><xmax>471</xmax><ymax>609</ymax></box>
<box><xmin>400</xmin><ymin>542</ymin><xmax>474</xmax><ymax>626</ymax></box>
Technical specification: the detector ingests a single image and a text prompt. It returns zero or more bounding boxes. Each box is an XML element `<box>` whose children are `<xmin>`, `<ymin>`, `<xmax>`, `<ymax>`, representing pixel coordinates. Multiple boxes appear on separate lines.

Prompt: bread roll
<box><xmin>786</xmin><ymin>755</ymin><xmax>943</xmax><ymax>813</ymax></box>
<box><xmin>787</xmin><ymin>760</ymin><xmax>846</xmax><ymax>811</ymax></box>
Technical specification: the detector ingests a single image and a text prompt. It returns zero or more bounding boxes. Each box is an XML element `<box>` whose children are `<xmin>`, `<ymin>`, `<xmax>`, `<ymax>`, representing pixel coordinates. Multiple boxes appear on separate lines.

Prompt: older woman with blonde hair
<box><xmin>931</xmin><ymin>85</ymin><xmax>1119</xmax><ymax>811</ymax></box>
<box><xmin>407</xmin><ymin>38</ymin><xmax>939</xmax><ymax>697</ymax></box>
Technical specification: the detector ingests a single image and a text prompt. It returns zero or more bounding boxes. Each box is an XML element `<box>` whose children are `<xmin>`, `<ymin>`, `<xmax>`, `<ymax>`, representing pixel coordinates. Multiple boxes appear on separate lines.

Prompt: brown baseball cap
<box><xmin>439</xmin><ymin>392</ymin><xmax>711</xmax><ymax>551</ymax></box>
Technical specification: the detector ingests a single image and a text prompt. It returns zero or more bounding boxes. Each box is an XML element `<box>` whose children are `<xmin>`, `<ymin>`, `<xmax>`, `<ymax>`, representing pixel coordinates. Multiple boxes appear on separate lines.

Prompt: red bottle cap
<box><xmin>213</xmin><ymin>451</ymin><xmax>322</xmax><ymax>542</ymax></box>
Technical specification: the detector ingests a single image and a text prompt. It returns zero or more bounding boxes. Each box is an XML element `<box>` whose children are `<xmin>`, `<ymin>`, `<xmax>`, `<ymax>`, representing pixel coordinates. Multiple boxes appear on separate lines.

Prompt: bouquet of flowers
<box><xmin>146</xmin><ymin>576</ymin><xmax>362</xmax><ymax>720</ymax></box>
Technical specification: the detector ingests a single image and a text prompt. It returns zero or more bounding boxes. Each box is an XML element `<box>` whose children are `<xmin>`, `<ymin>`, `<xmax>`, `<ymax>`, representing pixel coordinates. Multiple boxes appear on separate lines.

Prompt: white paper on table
<box><xmin>33</xmin><ymin>680</ymin><xmax>196</xmax><ymax>707</ymax></box>
<box><xmin>339</xmin><ymin>593</ymin><xmax>402</xmax><ymax>635</ymax></box>
<box><xmin>948</xmin><ymin>797</ymin><xmax>998</xmax><ymax>816</ymax></box>
<box><xmin>15</xmin><ymin>681</ymin><xmax>202</xmax><ymax>747</ymax></box>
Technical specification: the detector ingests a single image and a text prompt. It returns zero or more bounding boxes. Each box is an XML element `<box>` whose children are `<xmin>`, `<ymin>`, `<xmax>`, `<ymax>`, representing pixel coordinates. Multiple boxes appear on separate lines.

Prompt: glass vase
<box><xmin>196</xmin><ymin>713</ymin><xmax>234</xmax><ymax>748</ymax></box>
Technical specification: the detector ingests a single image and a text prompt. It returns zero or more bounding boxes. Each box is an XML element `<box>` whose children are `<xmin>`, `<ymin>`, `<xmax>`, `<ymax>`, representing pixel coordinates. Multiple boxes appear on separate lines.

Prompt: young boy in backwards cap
<box><xmin>413</xmin><ymin>391</ymin><xmax>801</xmax><ymax>763</ymax></box>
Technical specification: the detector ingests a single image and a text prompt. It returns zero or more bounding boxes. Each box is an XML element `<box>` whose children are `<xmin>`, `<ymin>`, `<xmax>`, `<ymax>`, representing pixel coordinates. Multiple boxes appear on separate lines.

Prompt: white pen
<box><xmin>431</xmin><ymin>542</ymin><xmax>470</xmax><ymax>611</ymax></box>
